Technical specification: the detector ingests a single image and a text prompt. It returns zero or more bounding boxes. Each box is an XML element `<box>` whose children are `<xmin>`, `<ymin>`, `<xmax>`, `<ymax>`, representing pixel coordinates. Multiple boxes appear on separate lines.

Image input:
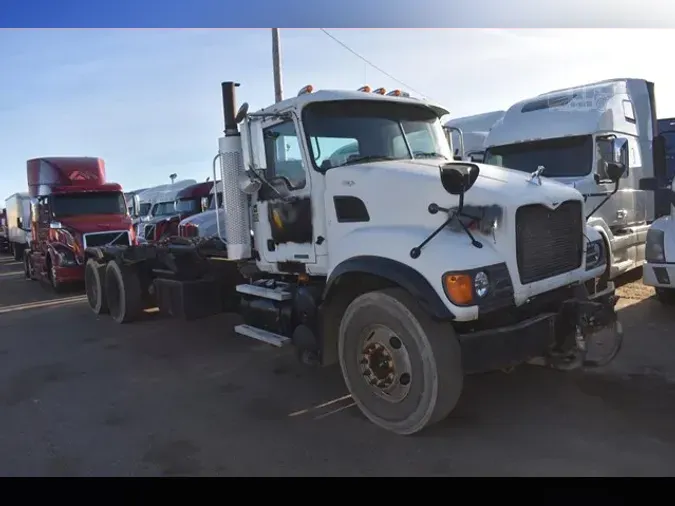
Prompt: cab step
<box><xmin>236</xmin><ymin>283</ymin><xmax>292</xmax><ymax>301</ymax></box>
<box><xmin>234</xmin><ymin>324</ymin><xmax>291</xmax><ymax>347</ymax></box>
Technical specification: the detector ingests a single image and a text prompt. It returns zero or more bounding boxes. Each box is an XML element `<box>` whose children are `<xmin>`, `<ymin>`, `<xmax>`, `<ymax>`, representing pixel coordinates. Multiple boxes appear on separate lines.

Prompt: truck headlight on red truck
<box><xmin>52</xmin><ymin>244</ymin><xmax>78</xmax><ymax>267</ymax></box>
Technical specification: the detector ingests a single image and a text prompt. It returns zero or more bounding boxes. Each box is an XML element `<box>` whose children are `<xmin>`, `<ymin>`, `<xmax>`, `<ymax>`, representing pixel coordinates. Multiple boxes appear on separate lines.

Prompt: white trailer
<box><xmin>4</xmin><ymin>192</ymin><xmax>31</xmax><ymax>261</ymax></box>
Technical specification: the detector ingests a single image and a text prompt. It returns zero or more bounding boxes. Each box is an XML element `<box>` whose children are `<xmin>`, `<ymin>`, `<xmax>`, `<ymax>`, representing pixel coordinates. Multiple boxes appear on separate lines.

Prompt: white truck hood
<box><xmin>325</xmin><ymin>159</ymin><xmax>584</xmax><ymax>224</ymax></box>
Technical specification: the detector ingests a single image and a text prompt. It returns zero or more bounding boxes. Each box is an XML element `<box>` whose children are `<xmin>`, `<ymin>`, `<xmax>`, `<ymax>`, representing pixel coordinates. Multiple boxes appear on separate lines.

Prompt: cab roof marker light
<box><xmin>297</xmin><ymin>85</ymin><xmax>314</xmax><ymax>96</ymax></box>
<box><xmin>357</xmin><ymin>85</ymin><xmax>371</xmax><ymax>93</ymax></box>
<box><xmin>386</xmin><ymin>89</ymin><xmax>411</xmax><ymax>98</ymax></box>
<box><xmin>373</xmin><ymin>87</ymin><xmax>386</xmax><ymax>95</ymax></box>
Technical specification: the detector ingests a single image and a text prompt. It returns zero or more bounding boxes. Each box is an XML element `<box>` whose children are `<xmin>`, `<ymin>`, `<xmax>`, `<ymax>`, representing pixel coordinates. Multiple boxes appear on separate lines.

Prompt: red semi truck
<box><xmin>23</xmin><ymin>157</ymin><xmax>136</xmax><ymax>291</ymax></box>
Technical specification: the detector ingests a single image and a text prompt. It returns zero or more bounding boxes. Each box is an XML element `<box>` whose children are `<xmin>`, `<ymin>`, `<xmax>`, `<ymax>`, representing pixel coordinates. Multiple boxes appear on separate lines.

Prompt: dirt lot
<box><xmin>0</xmin><ymin>253</ymin><xmax>674</xmax><ymax>476</ymax></box>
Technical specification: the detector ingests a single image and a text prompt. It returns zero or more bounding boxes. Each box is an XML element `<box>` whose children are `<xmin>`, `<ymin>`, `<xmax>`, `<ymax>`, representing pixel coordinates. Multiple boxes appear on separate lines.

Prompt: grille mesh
<box><xmin>515</xmin><ymin>200</ymin><xmax>583</xmax><ymax>284</ymax></box>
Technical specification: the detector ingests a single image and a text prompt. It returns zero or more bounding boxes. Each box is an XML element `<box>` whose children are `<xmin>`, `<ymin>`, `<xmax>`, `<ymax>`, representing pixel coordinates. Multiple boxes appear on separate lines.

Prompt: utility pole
<box><xmin>272</xmin><ymin>28</ymin><xmax>283</xmax><ymax>103</ymax></box>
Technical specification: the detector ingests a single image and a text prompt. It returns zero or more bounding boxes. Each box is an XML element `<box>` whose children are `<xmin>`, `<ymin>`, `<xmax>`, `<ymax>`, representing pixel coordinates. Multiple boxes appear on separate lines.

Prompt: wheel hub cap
<box><xmin>358</xmin><ymin>325</ymin><xmax>412</xmax><ymax>403</ymax></box>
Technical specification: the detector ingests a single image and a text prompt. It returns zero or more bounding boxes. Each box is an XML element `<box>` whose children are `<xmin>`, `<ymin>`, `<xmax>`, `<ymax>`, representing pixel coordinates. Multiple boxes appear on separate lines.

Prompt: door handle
<box><xmin>616</xmin><ymin>209</ymin><xmax>627</xmax><ymax>220</ymax></box>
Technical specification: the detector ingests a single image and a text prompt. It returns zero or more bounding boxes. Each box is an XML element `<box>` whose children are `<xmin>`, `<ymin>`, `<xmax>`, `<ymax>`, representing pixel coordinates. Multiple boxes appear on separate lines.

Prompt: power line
<box><xmin>319</xmin><ymin>28</ymin><xmax>434</xmax><ymax>101</ymax></box>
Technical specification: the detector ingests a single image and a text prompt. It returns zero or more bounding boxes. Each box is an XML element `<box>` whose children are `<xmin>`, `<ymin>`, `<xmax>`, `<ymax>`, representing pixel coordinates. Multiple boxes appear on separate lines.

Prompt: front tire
<box><xmin>338</xmin><ymin>287</ymin><xmax>463</xmax><ymax>436</ymax></box>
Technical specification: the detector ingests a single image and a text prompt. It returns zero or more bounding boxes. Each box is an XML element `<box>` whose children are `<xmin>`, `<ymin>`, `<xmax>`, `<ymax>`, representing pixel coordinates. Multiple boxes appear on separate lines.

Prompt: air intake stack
<box><xmin>218</xmin><ymin>81</ymin><xmax>251</xmax><ymax>260</ymax></box>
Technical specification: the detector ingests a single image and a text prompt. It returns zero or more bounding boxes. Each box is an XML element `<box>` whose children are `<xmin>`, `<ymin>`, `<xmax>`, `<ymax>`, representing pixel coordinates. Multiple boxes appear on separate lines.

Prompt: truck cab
<box><xmin>4</xmin><ymin>192</ymin><xmax>32</xmax><ymax>260</ymax></box>
<box><xmin>483</xmin><ymin>78</ymin><xmax>664</xmax><ymax>287</ymax></box>
<box><xmin>24</xmin><ymin>157</ymin><xmax>134</xmax><ymax>291</ymax></box>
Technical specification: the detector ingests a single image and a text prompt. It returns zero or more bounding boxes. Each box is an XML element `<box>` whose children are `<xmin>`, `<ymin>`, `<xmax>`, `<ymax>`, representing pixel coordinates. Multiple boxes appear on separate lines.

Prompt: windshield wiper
<box><xmin>413</xmin><ymin>152</ymin><xmax>448</xmax><ymax>160</ymax></box>
<box><xmin>335</xmin><ymin>155</ymin><xmax>397</xmax><ymax>167</ymax></box>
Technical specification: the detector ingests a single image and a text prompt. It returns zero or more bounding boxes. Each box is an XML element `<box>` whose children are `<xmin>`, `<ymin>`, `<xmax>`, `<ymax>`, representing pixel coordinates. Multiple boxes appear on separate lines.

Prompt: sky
<box><xmin>2</xmin><ymin>28</ymin><xmax>675</xmax><ymax>198</ymax></box>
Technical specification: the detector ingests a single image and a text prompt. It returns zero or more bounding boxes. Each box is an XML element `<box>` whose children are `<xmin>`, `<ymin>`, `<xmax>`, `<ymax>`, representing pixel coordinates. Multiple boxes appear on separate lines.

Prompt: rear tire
<box><xmin>23</xmin><ymin>251</ymin><xmax>35</xmax><ymax>281</ymax></box>
<box><xmin>338</xmin><ymin>287</ymin><xmax>463</xmax><ymax>436</ymax></box>
<box><xmin>12</xmin><ymin>243</ymin><xmax>22</xmax><ymax>261</ymax></box>
<box><xmin>655</xmin><ymin>287</ymin><xmax>675</xmax><ymax>305</ymax></box>
<box><xmin>85</xmin><ymin>258</ymin><xmax>108</xmax><ymax>315</ymax></box>
<box><xmin>105</xmin><ymin>261</ymin><xmax>143</xmax><ymax>324</ymax></box>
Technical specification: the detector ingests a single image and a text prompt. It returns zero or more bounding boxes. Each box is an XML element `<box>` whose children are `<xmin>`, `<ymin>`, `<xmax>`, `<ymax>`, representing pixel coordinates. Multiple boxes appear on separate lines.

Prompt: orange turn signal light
<box><xmin>357</xmin><ymin>85</ymin><xmax>372</xmax><ymax>93</ymax></box>
<box><xmin>373</xmin><ymin>87</ymin><xmax>386</xmax><ymax>95</ymax></box>
<box><xmin>442</xmin><ymin>273</ymin><xmax>474</xmax><ymax>306</ymax></box>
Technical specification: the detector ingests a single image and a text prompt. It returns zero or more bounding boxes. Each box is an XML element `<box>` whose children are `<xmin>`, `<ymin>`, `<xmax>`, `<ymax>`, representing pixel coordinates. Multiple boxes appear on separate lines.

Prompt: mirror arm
<box><xmin>585</xmin><ymin>180</ymin><xmax>620</xmax><ymax>220</ymax></box>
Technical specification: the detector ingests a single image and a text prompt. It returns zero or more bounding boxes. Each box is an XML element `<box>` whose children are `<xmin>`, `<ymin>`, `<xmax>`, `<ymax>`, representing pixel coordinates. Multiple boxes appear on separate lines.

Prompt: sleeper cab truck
<box><xmin>23</xmin><ymin>157</ymin><xmax>135</xmax><ymax>291</ymax></box>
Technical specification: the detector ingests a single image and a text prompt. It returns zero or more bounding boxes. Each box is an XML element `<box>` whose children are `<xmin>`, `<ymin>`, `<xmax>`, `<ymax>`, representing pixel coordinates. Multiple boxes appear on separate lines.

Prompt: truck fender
<box><xmin>323</xmin><ymin>255</ymin><xmax>454</xmax><ymax>320</ymax></box>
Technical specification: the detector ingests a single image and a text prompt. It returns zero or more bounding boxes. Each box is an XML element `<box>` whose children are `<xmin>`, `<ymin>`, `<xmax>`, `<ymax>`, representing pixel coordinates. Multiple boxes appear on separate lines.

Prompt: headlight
<box><xmin>646</xmin><ymin>229</ymin><xmax>666</xmax><ymax>263</ymax></box>
<box><xmin>53</xmin><ymin>246</ymin><xmax>77</xmax><ymax>267</ymax></box>
<box><xmin>585</xmin><ymin>239</ymin><xmax>605</xmax><ymax>270</ymax></box>
<box><xmin>474</xmin><ymin>271</ymin><xmax>489</xmax><ymax>298</ymax></box>
<box><xmin>442</xmin><ymin>270</ymin><xmax>491</xmax><ymax>306</ymax></box>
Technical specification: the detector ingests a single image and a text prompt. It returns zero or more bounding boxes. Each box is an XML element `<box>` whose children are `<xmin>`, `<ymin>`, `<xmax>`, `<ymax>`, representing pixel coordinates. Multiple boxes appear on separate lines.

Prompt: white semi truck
<box><xmin>484</xmin><ymin>78</ymin><xmax>666</xmax><ymax>290</ymax></box>
<box><xmin>81</xmin><ymin>81</ymin><xmax>625</xmax><ymax>436</ymax></box>
<box><xmin>4</xmin><ymin>192</ymin><xmax>32</xmax><ymax>261</ymax></box>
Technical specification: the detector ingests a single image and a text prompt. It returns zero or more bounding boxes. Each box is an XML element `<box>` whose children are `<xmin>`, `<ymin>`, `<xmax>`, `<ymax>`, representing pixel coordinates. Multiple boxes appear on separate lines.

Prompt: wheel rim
<box><xmin>358</xmin><ymin>324</ymin><xmax>412</xmax><ymax>403</ymax></box>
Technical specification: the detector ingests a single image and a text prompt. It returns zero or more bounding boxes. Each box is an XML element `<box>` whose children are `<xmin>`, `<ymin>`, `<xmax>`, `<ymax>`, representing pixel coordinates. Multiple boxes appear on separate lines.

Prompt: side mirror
<box><xmin>16</xmin><ymin>217</ymin><xmax>21</xmax><ymax>228</ymax></box>
<box><xmin>439</xmin><ymin>162</ymin><xmax>480</xmax><ymax>195</ymax></box>
<box><xmin>200</xmin><ymin>196</ymin><xmax>209</xmax><ymax>212</ymax></box>
<box><xmin>605</xmin><ymin>137</ymin><xmax>629</xmax><ymax>182</ymax></box>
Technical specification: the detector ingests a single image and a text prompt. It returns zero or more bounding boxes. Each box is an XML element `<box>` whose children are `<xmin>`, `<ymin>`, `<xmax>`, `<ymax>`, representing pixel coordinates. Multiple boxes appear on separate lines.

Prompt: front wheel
<box><xmin>338</xmin><ymin>287</ymin><xmax>463</xmax><ymax>436</ymax></box>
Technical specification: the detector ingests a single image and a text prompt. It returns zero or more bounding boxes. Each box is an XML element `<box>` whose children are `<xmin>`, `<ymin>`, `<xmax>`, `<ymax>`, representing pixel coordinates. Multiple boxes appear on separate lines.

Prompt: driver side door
<box><xmin>254</xmin><ymin>117</ymin><xmax>316</xmax><ymax>266</ymax></box>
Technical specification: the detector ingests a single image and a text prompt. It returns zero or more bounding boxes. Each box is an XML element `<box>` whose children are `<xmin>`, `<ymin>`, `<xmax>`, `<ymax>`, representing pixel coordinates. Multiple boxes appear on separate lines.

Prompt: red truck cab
<box><xmin>24</xmin><ymin>157</ymin><xmax>135</xmax><ymax>291</ymax></box>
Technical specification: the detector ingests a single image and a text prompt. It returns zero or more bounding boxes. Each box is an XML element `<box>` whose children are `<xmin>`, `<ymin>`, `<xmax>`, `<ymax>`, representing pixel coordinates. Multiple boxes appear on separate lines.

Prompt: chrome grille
<box><xmin>515</xmin><ymin>200</ymin><xmax>583</xmax><ymax>284</ymax></box>
<box><xmin>83</xmin><ymin>230</ymin><xmax>131</xmax><ymax>249</ymax></box>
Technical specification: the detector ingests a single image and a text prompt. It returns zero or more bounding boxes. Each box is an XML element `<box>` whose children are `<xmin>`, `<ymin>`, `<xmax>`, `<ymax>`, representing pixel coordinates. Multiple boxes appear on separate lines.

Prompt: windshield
<box><xmin>152</xmin><ymin>201</ymin><xmax>176</xmax><ymax>216</ymax></box>
<box><xmin>52</xmin><ymin>191</ymin><xmax>127</xmax><ymax>218</ymax></box>
<box><xmin>484</xmin><ymin>135</ymin><xmax>593</xmax><ymax>178</ymax></box>
<box><xmin>175</xmin><ymin>198</ymin><xmax>199</xmax><ymax>214</ymax></box>
<box><xmin>302</xmin><ymin>100</ymin><xmax>451</xmax><ymax>171</ymax></box>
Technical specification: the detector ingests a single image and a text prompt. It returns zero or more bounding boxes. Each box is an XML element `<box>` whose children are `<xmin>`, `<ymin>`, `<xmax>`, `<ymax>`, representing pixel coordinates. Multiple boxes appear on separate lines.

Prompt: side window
<box><xmin>263</xmin><ymin>121</ymin><xmax>306</xmax><ymax>189</ymax></box>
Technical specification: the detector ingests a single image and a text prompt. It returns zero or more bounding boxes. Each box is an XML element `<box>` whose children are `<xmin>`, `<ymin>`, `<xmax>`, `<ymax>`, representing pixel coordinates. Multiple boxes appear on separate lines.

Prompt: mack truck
<box><xmin>483</xmin><ymin>78</ymin><xmax>667</xmax><ymax>292</ymax></box>
<box><xmin>4</xmin><ymin>192</ymin><xmax>32</xmax><ymax>261</ymax></box>
<box><xmin>81</xmin><ymin>81</ymin><xmax>625</xmax><ymax>436</ymax></box>
<box><xmin>23</xmin><ymin>157</ymin><xmax>136</xmax><ymax>291</ymax></box>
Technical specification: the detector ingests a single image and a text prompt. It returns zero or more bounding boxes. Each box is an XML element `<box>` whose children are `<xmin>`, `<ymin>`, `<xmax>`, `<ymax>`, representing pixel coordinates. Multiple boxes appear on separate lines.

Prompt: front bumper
<box><xmin>458</xmin><ymin>312</ymin><xmax>557</xmax><ymax>374</ymax></box>
<box><xmin>643</xmin><ymin>262</ymin><xmax>675</xmax><ymax>288</ymax></box>
<box><xmin>54</xmin><ymin>264</ymin><xmax>85</xmax><ymax>283</ymax></box>
<box><xmin>457</xmin><ymin>283</ymin><xmax>617</xmax><ymax>374</ymax></box>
